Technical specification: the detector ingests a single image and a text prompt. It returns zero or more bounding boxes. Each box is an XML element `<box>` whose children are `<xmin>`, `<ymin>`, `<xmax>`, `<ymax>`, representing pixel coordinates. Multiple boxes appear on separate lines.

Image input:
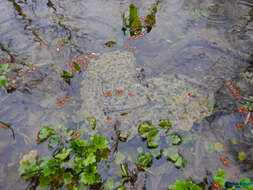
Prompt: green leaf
<box><xmin>91</xmin><ymin>134</ymin><xmax>108</xmax><ymax>150</ymax></box>
<box><xmin>214</xmin><ymin>169</ymin><xmax>227</xmax><ymax>187</ymax></box>
<box><xmin>174</xmin><ymin>156</ymin><xmax>184</xmax><ymax>168</ymax></box>
<box><xmin>104</xmin><ymin>177</ymin><xmax>114</xmax><ymax>190</ymax></box>
<box><xmin>158</xmin><ymin>119</ymin><xmax>171</xmax><ymax>130</ymax></box>
<box><xmin>49</xmin><ymin>135</ymin><xmax>59</xmax><ymax>148</ymax></box>
<box><xmin>80</xmin><ymin>165</ymin><xmax>100</xmax><ymax>185</ymax></box>
<box><xmin>0</xmin><ymin>75</ymin><xmax>7</xmax><ymax>87</ymax></box>
<box><xmin>138</xmin><ymin>121</ymin><xmax>157</xmax><ymax>138</ymax></box>
<box><xmin>19</xmin><ymin>157</ymin><xmax>40</xmax><ymax>179</ymax></box>
<box><xmin>55</xmin><ymin>148</ymin><xmax>71</xmax><ymax>160</ymax></box>
<box><xmin>238</xmin><ymin>152</ymin><xmax>246</xmax><ymax>161</ymax></box>
<box><xmin>63</xmin><ymin>172</ymin><xmax>73</xmax><ymax>185</ymax></box>
<box><xmin>128</xmin><ymin>4</ymin><xmax>142</xmax><ymax>32</ymax></box>
<box><xmin>147</xmin><ymin>135</ymin><xmax>159</xmax><ymax>148</ymax></box>
<box><xmin>0</xmin><ymin>64</ymin><xmax>9</xmax><ymax>74</ymax></box>
<box><xmin>120</xmin><ymin>163</ymin><xmax>129</xmax><ymax>177</ymax></box>
<box><xmin>38</xmin><ymin>126</ymin><xmax>55</xmax><ymax>140</ymax></box>
<box><xmin>39</xmin><ymin>176</ymin><xmax>51</xmax><ymax>189</ymax></box>
<box><xmin>71</xmin><ymin>139</ymin><xmax>87</xmax><ymax>153</ymax></box>
<box><xmin>137</xmin><ymin>152</ymin><xmax>152</xmax><ymax>168</ymax></box>
<box><xmin>61</xmin><ymin>70</ymin><xmax>73</xmax><ymax>78</ymax></box>
<box><xmin>168</xmin><ymin>134</ymin><xmax>182</xmax><ymax>145</ymax></box>
<box><xmin>169</xmin><ymin>180</ymin><xmax>201</xmax><ymax>190</ymax></box>
<box><xmin>87</xmin><ymin>117</ymin><xmax>96</xmax><ymax>129</ymax></box>
<box><xmin>83</xmin><ymin>153</ymin><xmax>96</xmax><ymax>166</ymax></box>
<box><xmin>73</xmin><ymin>61</ymin><xmax>81</xmax><ymax>72</ymax></box>
<box><xmin>163</xmin><ymin>147</ymin><xmax>179</xmax><ymax>162</ymax></box>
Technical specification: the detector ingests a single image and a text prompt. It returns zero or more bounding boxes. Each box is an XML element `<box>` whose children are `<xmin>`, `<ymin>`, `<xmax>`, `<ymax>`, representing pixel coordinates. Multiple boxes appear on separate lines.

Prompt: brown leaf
<box><xmin>220</xmin><ymin>156</ymin><xmax>229</xmax><ymax>166</ymax></box>
<box><xmin>72</xmin><ymin>130</ymin><xmax>81</xmax><ymax>139</ymax></box>
<box><xmin>236</xmin><ymin>122</ymin><xmax>245</xmax><ymax>131</ymax></box>
<box><xmin>77</xmin><ymin>104</ymin><xmax>82</xmax><ymax>110</ymax></box>
<box><xmin>115</xmin><ymin>89</ymin><xmax>124</xmax><ymax>95</ymax></box>
<box><xmin>103</xmin><ymin>91</ymin><xmax>112</xmax><ymax>97</ymax></box>
<box><xmin>120</xmin><ymin>112</ymin><xmax>129</xmax><ymax>116</ymax></box>
<box><xmin>211</xmin><ymin>182</ymin><xmax>222</xmax><ymax>190</ymax></box>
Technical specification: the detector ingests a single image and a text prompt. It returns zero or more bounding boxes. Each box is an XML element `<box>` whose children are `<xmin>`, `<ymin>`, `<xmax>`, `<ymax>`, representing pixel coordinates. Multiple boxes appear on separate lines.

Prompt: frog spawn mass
<box><xmin>80</xmin><ymin>51</ymin><xmax>214</xmax><ymax>138</ymax></box>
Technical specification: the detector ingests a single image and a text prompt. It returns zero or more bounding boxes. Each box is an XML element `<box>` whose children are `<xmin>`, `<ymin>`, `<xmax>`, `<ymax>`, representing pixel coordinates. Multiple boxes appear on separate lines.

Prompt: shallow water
<box><xmin>0</xmin><ymin>0</ymin><xmax>253</xmax><ymax>189</ymax></box>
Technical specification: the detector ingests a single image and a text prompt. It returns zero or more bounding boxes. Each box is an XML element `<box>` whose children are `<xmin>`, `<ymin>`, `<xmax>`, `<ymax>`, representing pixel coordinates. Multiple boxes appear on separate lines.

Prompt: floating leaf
<box><xmin>214</xmin><ymin>169</ymin><xmax>227</xmax><ymax>187</ymax></box>
<box><xmin>158</xmin><ymin>119</ymin><xmax>171</xmax><ymax>130</ymax></box>
<box><xmin>38</xmin><ymin>126</ymin><xmax>55</xmax><ymax>140</ymax></box>
<box><xmin>168</xmin><ymin>134</ymin><xmax>181</xmax><ymax>145</ymax></box>
<box><xmin>138</xmin><ymin>121</ymin><xmax>158</xmax><ymax>139</ymax></box>
<box><xmin>164</xmin><ymin>147</ymin><xmax>179</xmax><ymax>162</ymax></box>
<box><xmin>137</xmin><ymin>152</ymin><xmax>152</xmax><ymax>168</ymax></box>
<box><xmin>174</xmin><ymin>156</ymin><xmax>184</xmax><ymax>168</ymax></box>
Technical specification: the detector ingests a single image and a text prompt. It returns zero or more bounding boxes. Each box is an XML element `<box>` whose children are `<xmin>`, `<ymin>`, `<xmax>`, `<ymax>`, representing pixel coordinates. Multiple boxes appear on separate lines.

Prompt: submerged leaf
<box><xmin>61</xmin><ymin>70</ymin><xmax>73</xmax><ymax>78</ymax></box>
<box><xmin>87</xmin><ymin>117</ymin><xmax>96</xmax><ymax>129</ymax></box>
<box><xmin>238</xmin><ymin>152</ymin><xmax>246</xmax><ymax>161</ymax></box>
<box><xmin>0</xmin><ymin>75</ymin><xmax>7</xmax><ymax>87</ymax></box>
<box><xmin>168</xmin><ymin>134</ymin><xmax>182</xmax><ymax>145</ymax></box>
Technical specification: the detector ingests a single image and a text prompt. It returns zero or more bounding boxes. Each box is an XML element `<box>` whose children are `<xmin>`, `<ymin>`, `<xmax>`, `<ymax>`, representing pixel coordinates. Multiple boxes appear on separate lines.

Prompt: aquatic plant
<box><xmin>168</xmin><ymin>180</ymin><xmax>201</xmax><ymax>190</ymax></box>
<box><xmin>138</xmin><ymin>120</ymin><xmax>184</xmax><ymax>168</ymax></box>
<box><xmin>19</xmin><ymin>124</ymin><xmax>110</xmax><ymax>189</ymax></box>
<box><xmin>122</xmin><ymin>1</ymin><xmax>160</xmax><ymax>36</ymax></box>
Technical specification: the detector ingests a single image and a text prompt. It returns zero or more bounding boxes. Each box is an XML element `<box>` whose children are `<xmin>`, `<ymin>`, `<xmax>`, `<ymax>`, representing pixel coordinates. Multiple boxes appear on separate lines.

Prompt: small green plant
<box><xmin>138</xmin><ymin>121</ymin><xmax>159</xmax><ymax>148</ymax></box>
<box><xmin>19</xmin><ymin>124</ymin><xmax>110</xmax><ymax>189</ymax></box>
<box><xmin>168</xmin><ymin>180</ymin><xmax>201</xmax><ymax>190</ymax></box>
<box><xmin>138</xmin><ymin>120</ymin><xmax>184</xmax><ymax>168</ymax></box>
<box><xmin>61</xmin><ymin>70</ymin><xmax>73</xmax><ymax>78</ymax></box>
<box><xmin>105</xmin><ymin>40</ymin><xmax>116</xmax><ymax>47</ymax></box>
<box><xmin>122</xmin><ymin>1</ymin><xmax>160</xmax><ymax>36</ymax></box>
<box><xmin>136</xmin><ymin>152</ymin><xmax>153</xmax><ymax>170</ymax></box>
